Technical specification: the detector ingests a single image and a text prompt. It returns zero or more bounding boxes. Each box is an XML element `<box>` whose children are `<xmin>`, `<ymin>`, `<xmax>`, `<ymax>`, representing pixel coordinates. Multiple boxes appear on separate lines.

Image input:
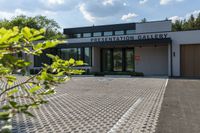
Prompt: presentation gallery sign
<box><xmin>90</xmin><ymin>33</ymin><xmax>168</xmax><ymax>43</ymax></box>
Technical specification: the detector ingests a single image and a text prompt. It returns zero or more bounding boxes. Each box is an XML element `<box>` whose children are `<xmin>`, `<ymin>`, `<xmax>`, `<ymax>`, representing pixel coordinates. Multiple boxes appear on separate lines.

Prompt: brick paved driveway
<box><xmin>12</xmin><ymin>77</ymin><xmax>168</xmax><ymax>133</ymax></box>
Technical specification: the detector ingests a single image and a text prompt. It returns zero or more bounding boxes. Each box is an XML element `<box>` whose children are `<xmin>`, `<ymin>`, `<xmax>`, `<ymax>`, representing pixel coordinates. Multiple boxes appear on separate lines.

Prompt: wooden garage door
<box><xmin>181</xmin><ymin>45</ymin><xmax>200</xmax><ymax>77</ymax></box>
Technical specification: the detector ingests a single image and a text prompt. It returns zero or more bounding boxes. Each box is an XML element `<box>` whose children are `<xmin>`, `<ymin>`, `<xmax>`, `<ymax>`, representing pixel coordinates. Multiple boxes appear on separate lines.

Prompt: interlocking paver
<box><xmin>10</xmin><ymin>77</ymin><xmax>167</xmax><ymax>133</ymax></box>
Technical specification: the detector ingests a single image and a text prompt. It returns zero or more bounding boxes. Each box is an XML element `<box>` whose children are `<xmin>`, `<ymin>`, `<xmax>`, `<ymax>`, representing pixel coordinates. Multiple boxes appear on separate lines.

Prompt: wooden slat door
<box><xmin>181</xmin><ymin>44</ymin><xmax>200</xmax><ymax>77</ymax></box>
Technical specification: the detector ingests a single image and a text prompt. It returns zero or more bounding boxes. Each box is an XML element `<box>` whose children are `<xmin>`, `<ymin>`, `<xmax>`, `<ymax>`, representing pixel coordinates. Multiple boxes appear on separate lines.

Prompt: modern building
<box><xmin>32</xmin><ymin>20</ymin><xmax>200</xmax><ymax>77</ymax></box>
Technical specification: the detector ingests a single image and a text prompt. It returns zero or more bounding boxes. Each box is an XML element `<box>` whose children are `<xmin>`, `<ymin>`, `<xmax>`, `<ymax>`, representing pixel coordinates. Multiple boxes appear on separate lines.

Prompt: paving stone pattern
<box><xmin>11</xmin><ymin>77</ymin><xmax>167</xmax><ymax>133</ymax></box>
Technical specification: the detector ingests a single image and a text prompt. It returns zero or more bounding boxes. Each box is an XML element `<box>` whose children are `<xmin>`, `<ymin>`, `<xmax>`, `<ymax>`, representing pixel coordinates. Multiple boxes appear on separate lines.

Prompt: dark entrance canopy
<box><xmin>56</xmin><ymin>38</ymin><xmax>172</xmax><ymax>48</ymax></box>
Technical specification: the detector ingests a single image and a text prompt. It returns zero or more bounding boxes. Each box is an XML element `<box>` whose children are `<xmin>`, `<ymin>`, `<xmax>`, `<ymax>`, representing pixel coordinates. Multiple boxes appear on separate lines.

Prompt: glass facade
<box><xmin>34</xmin><ymin>50</ymin><xmax>51</xmax><ymax>67</ymax></box>
<box><xmin>102</xmin><ymin>48</ymin><xmax>134</xmax><ymax>72</ymax></box>
<box><xmin>113</xmin><ymin>49</ymin><xmax>123</xmax><ymax>71</ymax></box>
<box><xmin>102</xmin><ymin>49</ymin><xmax>112</xmax><ymax>72</ymax></box>
<box><xmin>115</xmin><ymin>30</ymin><xmax>124</xmax><ymax>35</ymax></box>
<box><xmin>58</xmin><ymin>47</ymin><xmax>92</xmax><ymax>66</ymax></box>
<box><xmin>93</xmin><ymin>32</ymin><xmax>102</xmax><ymax>37</ymax></box>
<box><xmin>75</xmin><ymin>33</ymin><xmax>81</xmax><ymax>38</ymax></box>
<box><xmin>126</xmin><ymin>49</ymin><xmax>134</xmax><ymax>71</ymax></box>
<box><xmin>83</xmin><ymin>33</ymin><xmax>91</xmax><ymax>38</ymax></box>
<box><xmin>126</xmin><ymin>30</ymin><xmax>135</xmax><ymax>35</ymax></box>
<box><xmin>104</xmin><ymin>31</ymin><xmax>113</xmax><ymax>36</ymax></box>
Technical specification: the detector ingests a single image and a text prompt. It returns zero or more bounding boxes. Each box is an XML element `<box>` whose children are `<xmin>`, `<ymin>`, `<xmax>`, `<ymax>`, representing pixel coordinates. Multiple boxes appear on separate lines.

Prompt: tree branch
<box><xmin>0</xmin><ymin>70</ymin><xmax>42</xmax><ymax>97</ymax></box>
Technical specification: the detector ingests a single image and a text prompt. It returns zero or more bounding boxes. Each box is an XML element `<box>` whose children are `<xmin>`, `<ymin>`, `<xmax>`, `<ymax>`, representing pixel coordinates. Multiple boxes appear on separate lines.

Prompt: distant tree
<box><xmin>0</xmin><ymin>15</ymin><xmax>65</xmax><ymax>39</ymax></box>
<box><xmin>172</xmin><ymin>20</ymin><xmax>183</xmax><ymax>31</ymax></box>
<box><xmin>172</xmin><ymin>13</ymin><xmax>200</xmax><ymax>31</ymax></box>
<box><xmin>141</xmin><ymin>18</ymin><xmax>147</xmax><ymax>23</ymax></box>
<box><xmin>196</xmin><ymin>13</ymin><xmax>200</xmax><ymax>28</ymax></box>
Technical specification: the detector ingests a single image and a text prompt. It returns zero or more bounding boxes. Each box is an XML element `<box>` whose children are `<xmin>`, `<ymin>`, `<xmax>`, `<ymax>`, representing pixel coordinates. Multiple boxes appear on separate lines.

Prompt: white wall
<box><xmin>91</xmin><ymin>47</ymin><xmax>101</xmax><ymax>72</ymax></box>
<box><xmin>168</xmin><ymin>30</ymin><xmax>200</xmax><ymax>76</ymax></box>
<box><xmin>136</xmin><ymin>21</ymin><xmax>171</xmax><ymax>33</ymax></box>
<box><xmin>135</xmin><ymin>46</ymin><xmax>168</xmax><ymax>76</ymax></box>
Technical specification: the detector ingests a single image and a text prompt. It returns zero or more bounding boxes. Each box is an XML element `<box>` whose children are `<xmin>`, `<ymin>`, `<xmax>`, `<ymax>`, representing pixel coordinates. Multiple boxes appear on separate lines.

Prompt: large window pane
<box><xmin>113</xmin><ymin>49</ymin><xmax>122</xmax><ymax>71</ymax></box>
<box><xmin>58</xmin><ymin>48</ymin><xmax>92</xmax><ymax>66</ymax></box>
<box><xmin>115</xmin><ymin>30</ymin><xmax>124</xmax><ymax>35</ymax></box>
<box><xmin>84</xmin><ymin>47</ymin><xmax>91</xmax><ymax>66</ymax></box>
<box><xmin>93</xmin><ymin>32</ymin><xmax>102</xmax><ymax>37</ymax></box>
<box><xmin>75</xmin><ymin>33</ymin><xmax>81</xmax><ymax>38</ymax></box>
<box><xmin>104</xmin><ymin>31</ymin><xmax>113</xmax><ymax>36</ymax></box>
<box><xmin>83</xmin><ymin>33</ymin><xmax>91</xmax><ymax>38</ymax></box>
<box><xmin>60</xmin><ymin>48</ymin><xmax>77</xmax><ymax>60</ymax></box>
<box><xmin>126</xmin><ymin>49</ymin><xmax>134</xmax><ymax>71</ymax></box>
<box><xmin>34</xmin><ymin>50</ymin><xmax>51</xmax><ymax>67</ymax></box>
<box><xmin>102</xmin><ymin>49</ymin><xmax>112</xmax><ymax>72</ymax></box>
<box><xmin>126</xmin><ymin>30</ymin><xmax>135</xmax><ymax>35</ymax></box>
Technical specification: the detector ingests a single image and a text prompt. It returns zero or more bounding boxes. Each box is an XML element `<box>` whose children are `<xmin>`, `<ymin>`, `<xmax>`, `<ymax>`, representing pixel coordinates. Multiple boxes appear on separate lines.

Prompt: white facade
<box><xmin>32</xmin><ymin>21</ymin><xmax>200</xmax><ymax>76</ymax></box>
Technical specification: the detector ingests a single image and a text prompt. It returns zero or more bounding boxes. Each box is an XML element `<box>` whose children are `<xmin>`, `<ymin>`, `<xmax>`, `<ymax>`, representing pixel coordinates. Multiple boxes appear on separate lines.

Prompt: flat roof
<box><xmin>63</xmin><ymin>20</ymin><xmax>171</xmax><ymax>35</ymax></box>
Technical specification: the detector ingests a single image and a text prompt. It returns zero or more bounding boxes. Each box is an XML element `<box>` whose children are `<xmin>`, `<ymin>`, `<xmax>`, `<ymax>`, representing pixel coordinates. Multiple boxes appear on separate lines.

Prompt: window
<box><xmin>34</xmin><ymin>50</ymin><xmax>51</xmax><ymax>67</ymax></box>
<box><xmin>75</xmin><ymin>33</ymin><xmax>81</xmax><ymax>38</ymax></box>
<box><xmin>84</xmin><ymin>47</ymin><xmax>92</xmax><ymax>66</ymax></box>
<box><xmin>93</xmin><ymin>32</ymin><xmax>102</xmax><ymax>37</ymax></box>
<box><xmin>58</xmin><ymin>47</ymin><xmax>92</xmax><ymax>66</ymax></box>
<box><xmin>115</xmin><ymin>30</ymin><xmax>124</xmax><ymax>35</ymax></box>
<box><xmin>126</xmin><ymin>30</ymin><xmax>135</xmax><ymax>35</ymax></box>
<box><xmin>60</xmin><ymin>48</ymin><xmax>78</xmax><ymax>60</ymax></box>
<box><xmin>104</xmin><ymin>31</ymin><xmax>113</xmax><ymax>36</ymax></box>
<box><xmin>83</xmin><ymin>33</ymin><xmax>91</xmax><ymax>38</ymax></box>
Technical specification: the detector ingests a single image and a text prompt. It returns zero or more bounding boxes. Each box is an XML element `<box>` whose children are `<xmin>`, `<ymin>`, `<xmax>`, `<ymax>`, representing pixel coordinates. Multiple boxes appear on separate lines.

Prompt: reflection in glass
<box><xmin>126</xmin><ymin>49</ymin><xmax>134</xmax><ymax>71</ymax></box>
<box><xmin>84</xmin><ymin>48</ymin><xmax>91</xmax><ymax>66</ymax></box>
<box><xmin>102</xmin><ymin>49</ymin><xmax>112</xmax><ymax>72</ymax></box>
<box><xmin>104</xmin><ymin>31</ymin><xmax>113</xmax><ymax>36</ymax></box>
<box><xmin>93</xmin><ymin>32</ymin><xmax>102</xmax><ymax>37</ymax></box>
<box><xmin>113</xmin><ymin>49</ymin><xmax>122</xmax><ymax>71</ymax></box>
<box><xmin>115</xmin><ymin>30</ymin><xmax>124</xmax><ymax>35</ymax></box>
<box><xmin>83</xmin><ymin>33</ymin><xmax>91</xmax><ymax>38</ymax></box>
<box><xmin>60</xmin><ymin>48</ymin><xmax>77</xmax><ymax>60</ymax></box>
<box><xmin>126</xmin><ymin>30</ymin><xmax>135</xmax><ymax>35</ymax></box>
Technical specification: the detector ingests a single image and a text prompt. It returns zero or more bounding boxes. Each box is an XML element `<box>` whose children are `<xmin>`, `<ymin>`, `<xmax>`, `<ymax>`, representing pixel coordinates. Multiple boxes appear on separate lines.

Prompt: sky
<box><xmin>0</xmin><ymin>0</ymin><xmax>200</xmax><ymax>30</ymax></box>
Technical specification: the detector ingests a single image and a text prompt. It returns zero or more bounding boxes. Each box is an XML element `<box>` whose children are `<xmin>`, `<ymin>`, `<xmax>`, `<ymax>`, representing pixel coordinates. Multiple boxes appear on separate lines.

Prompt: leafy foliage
<box><xmin>0</xmin><ymin>27</ymin><xmax>84</xmax><ymax>132</ymax></box>
<box><xmin>0</xmin><ymin>15</ymin><xmax>66</xmax><ymax>39</ymax></box>
<box><xmin>172</xmin><ymin>13</ymin><xmax>200</xmax><ymax>31</ymax></box>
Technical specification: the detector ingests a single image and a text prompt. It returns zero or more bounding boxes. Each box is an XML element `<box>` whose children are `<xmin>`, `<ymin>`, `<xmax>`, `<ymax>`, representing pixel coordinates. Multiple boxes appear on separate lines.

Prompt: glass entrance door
<box><xmin>102</xmin><ymin>49</ymin><xmax>112</xmax><ymax>72</ymax></box>
<box><xmin>125</xmin><ymin>49</ymin><xmax>134</xmax><ymax>71</ymax></box>
<box><xmin>101</xmin><ymin>48</ymin><xmax>134</xmax><ymax>72</ymax></box>
<box><xmin>113</xmin><ymin>49</ymin><xmax>123</xmax><ymax>71</ymax></box>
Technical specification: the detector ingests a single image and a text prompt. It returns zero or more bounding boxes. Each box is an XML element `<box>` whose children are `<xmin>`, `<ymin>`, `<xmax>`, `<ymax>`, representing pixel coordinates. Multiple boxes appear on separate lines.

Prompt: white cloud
<box><xmin>102</xmin><ymin>0</ymin><xmax>114</xmax><ymax>6</ymax></box>
<box><xmin>169</xmin><ymin>10</ymin><xmax>200</xmax><ymax>23</ymax></box>
<box><xmin>42</xmin><ymin>0</ymin><xmax>65</xmax><ymax>5</ymax></box>
<box><xmin>169</xmin><ymin>16</ymin><xmax>181</xmax><ymax>23</ymax></box>
<box><xmin>121</xmin><ymin>13</ymin><xmax>138</xmax><ymax>21</ymax></box>
<box><xmin>185</xmin><ymin>10</ymin><xmax>200</xmax><ymax>19</ymax></box>
<box><xmin>139</xmin><ymin>0</ymin><xmax>148</xmax><ymax>5</ymax></box>
<box><xmin>0</xmin><ymin>8</ymin><xmax>57</xmax><ymax>20</ymax></box>
<box><xmin>79</xmin><ymin>3</ymin><xmax>96</xmax><ymax>22</ymax></box>
<box><xmin>123</xmin><ymin>3</ymin><xmax>127</xmax><ymax>6</ymax></box>
<box><xmin>160</xmin><ymin>0</ymin><xmax>184</xmax><ymax>5</ymax></box>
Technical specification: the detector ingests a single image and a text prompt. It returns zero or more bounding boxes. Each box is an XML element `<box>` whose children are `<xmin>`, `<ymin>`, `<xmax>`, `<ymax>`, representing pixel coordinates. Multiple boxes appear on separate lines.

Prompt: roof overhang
<box><xmin>56</xmin><ymin>38</ymin><xmax>172</xmax><ymax>48</ymax></box>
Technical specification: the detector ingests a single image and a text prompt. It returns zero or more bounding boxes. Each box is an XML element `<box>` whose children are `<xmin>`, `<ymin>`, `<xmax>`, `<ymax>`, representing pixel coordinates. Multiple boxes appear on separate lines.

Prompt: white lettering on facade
<box><xmin>91</xmin><ymin>33</ymin><xmax>168</xmax><ymax>43</ymax></box>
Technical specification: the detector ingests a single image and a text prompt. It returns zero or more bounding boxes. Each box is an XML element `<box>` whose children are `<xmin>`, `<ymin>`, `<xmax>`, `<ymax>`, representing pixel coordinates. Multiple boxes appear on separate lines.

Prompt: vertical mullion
<box><xmin>122</xmin><ymin>48</ymin><xmax>126</xmax><ymax>72</ymax></box>
<box><xmin>111</xmin><ymin>48</ymin><xmax>114</xmax><ymax>72</ymax></box>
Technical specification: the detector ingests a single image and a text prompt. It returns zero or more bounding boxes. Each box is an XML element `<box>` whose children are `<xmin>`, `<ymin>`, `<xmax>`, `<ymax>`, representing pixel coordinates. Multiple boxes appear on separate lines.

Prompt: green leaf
<box><xmin>29</xmin><ymin>86</ymin><xmax>42</xmax><ymax>94</ymax></box>
<box><xmin>2</xmin><ymin>105</ymin><xmax>11</xmax><ymax>110</ymax></box>
<box><xmin>7</xmin><ymin>88</ymin><xmax>18</xmax><ymax>96</ymax></box>
<box><xmin>23</xmin><ymin>111</ymin><xmax>35</xmax><ymax>117</ymax></box>
<box><xmin>39</xmin><ymin>89</ymin><xmax>55</xmax><ymax>95</ymax></box>
<box><xmin>69</xmin><ymin>58</ymin><xmax>75</xmax><ymax>64</ymax></box>
<box><xmin>9</xmin><ymin>101</ymin><xmax>17</xmax><ymax>108</ymax></box>
<box><xmin>22</xmin><ymin>27</ymin><xmax>32</xmax><ymax>40</ymax></box>
<box><xmin>30</xmin><ymin>35</ymin><xmax>44</xmax><ymax>41</ymax></box>
<box><xmin>0</xmin><ymin>111</ymin><xmax>10</xmax><ymax>120</ymax></box>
